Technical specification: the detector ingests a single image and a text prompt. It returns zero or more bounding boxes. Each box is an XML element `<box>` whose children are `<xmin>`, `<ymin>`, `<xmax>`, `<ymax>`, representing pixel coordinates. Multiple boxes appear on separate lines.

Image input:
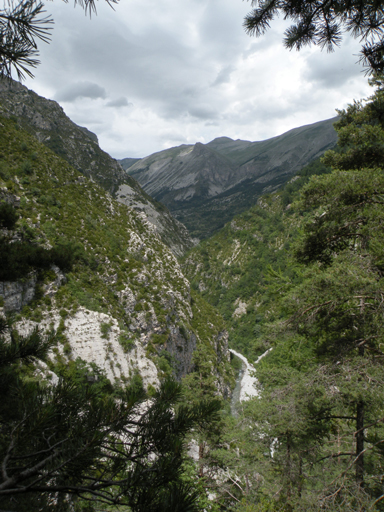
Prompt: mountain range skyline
<box><xmin>22</xmin><ymin>0</ymin><xmax>371</xmax><ymax>159</ymax></box>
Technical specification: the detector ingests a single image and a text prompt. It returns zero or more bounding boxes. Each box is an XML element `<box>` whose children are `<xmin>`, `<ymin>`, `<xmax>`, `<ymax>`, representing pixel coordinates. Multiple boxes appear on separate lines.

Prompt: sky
<box><xmin>24</xmin><ymin>0</ymin><xmax>373</xmax><ymax>159</ymax></box>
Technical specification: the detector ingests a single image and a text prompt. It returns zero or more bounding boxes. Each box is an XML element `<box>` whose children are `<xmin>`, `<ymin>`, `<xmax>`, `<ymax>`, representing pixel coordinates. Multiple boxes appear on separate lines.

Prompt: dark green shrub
<box><xmin>100</xmin><ymin>323</ymin><xmax>111</xmax><ymax>339</ymax></box>
<box><xmin>0</xmin><ymin>162</ymin><xmax>10</xmax><ymax>181</ymax></box>
<box><xmin>118</xmin><ymin>333</ymin><xmax>135</xmax><ymax>352</ymax></box>
<box><xmin>0</xmin><ymin>202</ymin><xmax>18</xmax><ymax>229</ymax></box>
<box><xmin>19</xmin><ymin>160</ymin><xmax>33</xmax><ymax>175</ymax></box>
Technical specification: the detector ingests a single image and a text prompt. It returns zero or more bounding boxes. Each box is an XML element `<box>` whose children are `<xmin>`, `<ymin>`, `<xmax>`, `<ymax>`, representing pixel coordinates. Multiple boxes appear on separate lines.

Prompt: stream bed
<box><xmin>229</xmin><ymin>348</ymin><xmax>272</xmax><ymax>416</ymax></box>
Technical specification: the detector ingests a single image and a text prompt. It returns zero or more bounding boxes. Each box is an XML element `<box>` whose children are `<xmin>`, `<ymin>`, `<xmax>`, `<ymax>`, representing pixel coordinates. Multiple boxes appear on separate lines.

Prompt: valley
<box><xmin>1</xmin><ymin>78</ymin><xmax>384</xmax><ymax>512</ymax></box>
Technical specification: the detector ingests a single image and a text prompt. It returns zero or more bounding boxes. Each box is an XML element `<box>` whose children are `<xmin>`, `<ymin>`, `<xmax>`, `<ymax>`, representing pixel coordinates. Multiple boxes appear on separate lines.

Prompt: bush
<box><xmin>0</xmin><ymin>236</ymin><xmax>82</xmax><ymax>281</ymax></box>
<box><xmin>18</xmin><ymin>160</ymin><xmax>33</xmax><ymax>175</ymax></box>
<box><xmin>0</xmin><ymin>202</ymin><xmax>19</xmax><ymax>229</ymax></box>
<box><xmin>118</xmin><ymin>333</ymin><xmax>135</xmax><ymax>352</ymax></box>
<box><xmin>100</xmin><ymin>323</ymin><xmax>111</xmax><ymax>339</ymax></box>
<box><xmin>0</xmin><ymin>162</ymin><xmax>10</xmax><ymax>181</ymax></box>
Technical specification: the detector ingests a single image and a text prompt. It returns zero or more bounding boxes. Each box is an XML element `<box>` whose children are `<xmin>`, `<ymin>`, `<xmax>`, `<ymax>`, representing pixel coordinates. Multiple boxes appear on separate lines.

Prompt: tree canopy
<box><xmin>244</xmin><ymin>0</ymin><xmax>384</xmax><ymax>74</ymax></box>
<box><xmin>0</xmin><ymin>323</ymin><xmax>221</xmax><ymax>511</ymax></box>
<box><xmin>0</xmin><ymin>0</ymin><xmax>118</xmax><ymax>80</ymax></box>
<box><xmin>181</xmin><ymin>78</ymin><xmax>384</xmax><ymax>510</ymax></box>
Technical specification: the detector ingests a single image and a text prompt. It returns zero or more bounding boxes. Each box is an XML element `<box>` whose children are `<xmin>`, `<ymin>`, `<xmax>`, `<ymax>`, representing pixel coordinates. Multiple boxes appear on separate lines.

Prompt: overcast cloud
<box><xmin>24</xmin><ymin>0</ymin><xmax>372</xmax><ymax>158</ymax></box>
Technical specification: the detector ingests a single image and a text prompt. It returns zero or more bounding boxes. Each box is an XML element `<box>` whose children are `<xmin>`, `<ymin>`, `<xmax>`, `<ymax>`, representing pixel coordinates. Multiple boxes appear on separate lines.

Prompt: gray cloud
<box><xmin>303</xmin><ymin>42</ymin><xmax>362</xmax><ymax>89</ymax></box>
<box><xmin>26</xmin><ymin>0</ymin><xmax>372</xmax><ymax>158</ymax></box>
<box><xmin>55</xmin><ymin>81</ymin><xmax>107</xmax><ymax>102</ymax></box>
<box><xmin>106</xmin><ymin>97</ymin><xmax>132</xmax><ymax>108</ymax></box>
<box><xmin>188</xmin><ymin>106</ymin><xmax>219</xmax><ymax>120</ymax></box>
<box><xmin>211</xmin><ymin>65</ymin><xmax>235</xmax><ymax>86</ymax></box>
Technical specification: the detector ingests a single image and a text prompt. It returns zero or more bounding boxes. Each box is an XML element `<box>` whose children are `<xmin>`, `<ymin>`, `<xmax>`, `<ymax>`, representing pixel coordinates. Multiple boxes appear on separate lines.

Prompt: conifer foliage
<box><xmin>0</xmin><ymin>320</ymin><xmax>221</xmax><ymax>510</ymax></box>
<box><xmin>0</xmin><ymin>0</ymin><xmax>118</xmax><ymax>80</ymax></box>
<box><xmin>0</xmin><ymin>200</ymin><xmax>221</xmax><ymax>511</ymax></box>
<box><xmin>183</xmin><ymin>78</ymin><xmax>384</xmax><ymax>511</ymax></box>
<box><xmin>235</xmin><ymin>78</ymin><xmax>384</xmax><ymax>510</ymax></box>
<box><xmin>244</xmin><ymin>0</ymin><xmax>384</xmax><ymax>73</ymax></box>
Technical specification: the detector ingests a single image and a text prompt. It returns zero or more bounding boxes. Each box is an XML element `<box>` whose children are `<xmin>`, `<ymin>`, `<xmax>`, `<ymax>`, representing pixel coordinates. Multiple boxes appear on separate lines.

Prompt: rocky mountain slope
<box><xmin>0</xmin><ymin>114</ymin><xmax>233</xmax><ymax>395</ymax></box>
<box><xmin>122</xmin><ymin>118</ymin><xmax>337</xmax><ymax>239</ymax></box>
<box><xmin>0</xmin><ymin>79</ymin><xmax>194</xmax><ymax>257</ymax></box>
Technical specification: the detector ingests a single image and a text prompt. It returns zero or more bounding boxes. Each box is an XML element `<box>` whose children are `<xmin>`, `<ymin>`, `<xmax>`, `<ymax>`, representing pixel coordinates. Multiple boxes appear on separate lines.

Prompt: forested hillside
<box><xmin>0</xmin><ymin>113</ymin><xmax>233</xmax><ymax>511</ymax></box>
<box><xmin>182</xmin><ymin>157</ymin><xmax>331</xmax><ymax>361</ymax></box>
<box><xmin>2</xmin><ymin>0</ymin><xmax>384</xmax><ymax>510</ymax></box>
<box><xmin>3</xmin><ymin>78</ymin><xmax>384</xmax><ymax>510</ymax></box>
<box><xmin>181</xmin><ymin>78</ymin><xmax>384</xmax><ymax>511</ymax></box>
<box><xmin>2</xmin><ymin>77</ymin><xmax>384</xmax><ymax>511</ymax></box>
<box><xmin>0</xmin><ymin>79</ymin><xmax>194</xmax><ymax>257</ymax></box>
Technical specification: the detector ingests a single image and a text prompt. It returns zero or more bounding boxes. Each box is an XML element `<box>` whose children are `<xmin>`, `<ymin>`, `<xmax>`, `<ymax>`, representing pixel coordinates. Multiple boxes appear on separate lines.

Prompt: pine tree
<box><xmin>227</xmin><ymin>78</ymin><xmax>384</xmax><ymax>510</ymax></box>
<box><xmin>0</xmin><ymin>325</ymin><xmax>221</xmax><ymax>510</ymax></box>
<box><xmin>244</xmin><ymin>0</ymin><xmax>384</xmax><ymax>74</ymax></box>
<box><xmin>0</xmin><ymin>0</ymin><xmax>118</xmax><ymax>80</ymax></box>
<box><xmin>0</xmin><ymin>202</ymin><xmax>222</xmax><ymax>511</ymax></box>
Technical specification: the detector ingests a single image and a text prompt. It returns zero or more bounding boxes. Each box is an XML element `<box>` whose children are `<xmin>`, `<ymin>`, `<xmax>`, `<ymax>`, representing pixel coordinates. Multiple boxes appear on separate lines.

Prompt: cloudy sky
<box><xmin>24</xmin><ymin>0</ymin><xmax>372</xmax><ymax>159</ymax></box>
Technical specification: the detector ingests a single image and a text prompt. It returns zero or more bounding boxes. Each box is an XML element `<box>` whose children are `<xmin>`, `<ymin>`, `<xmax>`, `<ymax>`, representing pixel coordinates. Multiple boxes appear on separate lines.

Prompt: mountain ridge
<box><xmin>121</xmin><ymin>117</ymin><xmax>337</xmax><ymax>239</ymax></box>
<box><xmin>0</xmin><ymin>79</ymin><xmax>194</xmax><ymax>256</ymax></box>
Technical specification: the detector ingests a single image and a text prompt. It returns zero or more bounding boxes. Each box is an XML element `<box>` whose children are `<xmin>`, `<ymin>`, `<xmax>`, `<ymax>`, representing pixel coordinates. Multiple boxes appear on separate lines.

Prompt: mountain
<box><xmin>120</xmin><ymin>157</ymin><xmax>141</xmax><ymax>170</ymax></box>
<box><xmin>124</xmin><ymin>117</ymin><xmax>337</xmax><ymax>239</ymax></box>
<box><xmin>0</xmin><ymin>79</ymin><xmax>194</xmax><ymax>257</ymax></box>
<box><xmin>0</xmin><ymin>114</ymin><xmax>233</xmax><ymax>395</ymax></box>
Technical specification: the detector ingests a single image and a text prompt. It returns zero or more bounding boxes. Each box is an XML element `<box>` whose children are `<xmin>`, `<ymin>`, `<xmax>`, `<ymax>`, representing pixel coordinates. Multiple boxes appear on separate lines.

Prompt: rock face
<box><xmin>15</xmin><ymin>308</ymin><xmax>160</xmax><ymax>388</ymax></box>
<box><xmin>0</xmin><ymin>79</ymin><xmax>194</xmax><ymax>256</ymax></box>
<box><xmin>125</xmin><ymin>117</ymin><xmax>337</xmax><ymax>239</ymax></box>
<box><xmin>115</xmin><ymin>183</ymin><xmax>196</xmax><ymax>257</ymax></box>
<box><xmin>0</xmin><ymin>276</ymin><xmax>37</xmax><ymax>312</ymax></box>
<box><xmin>164</xmin><ymin>327</ymin><xmax>197</xmax><ymax>380</ymax></box>
<box><xmin>129</xmin><ymin>142</ymin><xmax>235</xmax><ymax>202</ymax></box>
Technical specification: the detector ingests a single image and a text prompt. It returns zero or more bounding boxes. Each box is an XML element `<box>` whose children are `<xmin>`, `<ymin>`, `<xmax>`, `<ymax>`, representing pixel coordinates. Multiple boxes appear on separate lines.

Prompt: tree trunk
<box><xmin>356</xmin><ymin>342</ymin><xmax>365</xmax><ymax>487</ymax></box>
<box><xmin>356</xmin><ymin>400</ymin><xmax>364</xmax><ymax>487</ymax></box>
<box><xmin>199</xmin><ymin>441</ymin><xmax>205</xmax><ymax>477</ymax></box>
<box><xmin>286</xmin><ymin>433</ymin><xmax>291</xmax><ymax>500</ymax></box>
<box><xmin>297</xmin><ymin>454</ymin><xmax>302</xmax><ymax>498</ymax></box>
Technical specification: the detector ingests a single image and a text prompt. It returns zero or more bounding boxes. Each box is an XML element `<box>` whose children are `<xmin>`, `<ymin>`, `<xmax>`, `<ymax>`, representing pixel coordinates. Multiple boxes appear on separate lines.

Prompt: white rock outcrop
<box><xmin>15</xmin><ymin>307</ymin><xmax>159</xmax><ymax>389</ymax></box>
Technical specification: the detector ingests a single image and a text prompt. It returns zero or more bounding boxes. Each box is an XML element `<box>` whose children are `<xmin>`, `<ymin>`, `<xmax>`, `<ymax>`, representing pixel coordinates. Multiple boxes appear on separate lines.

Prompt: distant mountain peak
<box><xmin>209</xmin><ymin>136</ymin><xmax>235</xmax><ymax>143</ymax></box>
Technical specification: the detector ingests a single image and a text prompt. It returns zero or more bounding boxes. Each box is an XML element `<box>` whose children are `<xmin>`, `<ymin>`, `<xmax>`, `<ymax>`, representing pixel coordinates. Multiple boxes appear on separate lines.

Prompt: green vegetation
<box><xmin>0</xmin><ymin>113</ymin><xmax>229</xmax><ymax>511</ymax></box>
<box><xmin>183</xmin><ymin>77</ymin><xmax>384</xmax><ymax>510</ymax></box>
<box><xmin>182</xmin><ymin>155</ymin><xmax>334</xmax><ymax>361</ymax></box>
<box><xmin>0</xmin><ymin>323</ymin><xmax>222</xmax><ymax>511</ymax></box>
<box><xmin>0</xmin><ymin>82</ymin><xmax>193</xmax><ymax>255</ymax></box>
<box><xmin>4</xmin><ymin>23</ymin><xmax>384</xmax><ymax>510</ymax></box>
<box><xmin>0</xmin><ymin>114</ymin><xmax>192</xmax><ymax>333</ymax></box>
